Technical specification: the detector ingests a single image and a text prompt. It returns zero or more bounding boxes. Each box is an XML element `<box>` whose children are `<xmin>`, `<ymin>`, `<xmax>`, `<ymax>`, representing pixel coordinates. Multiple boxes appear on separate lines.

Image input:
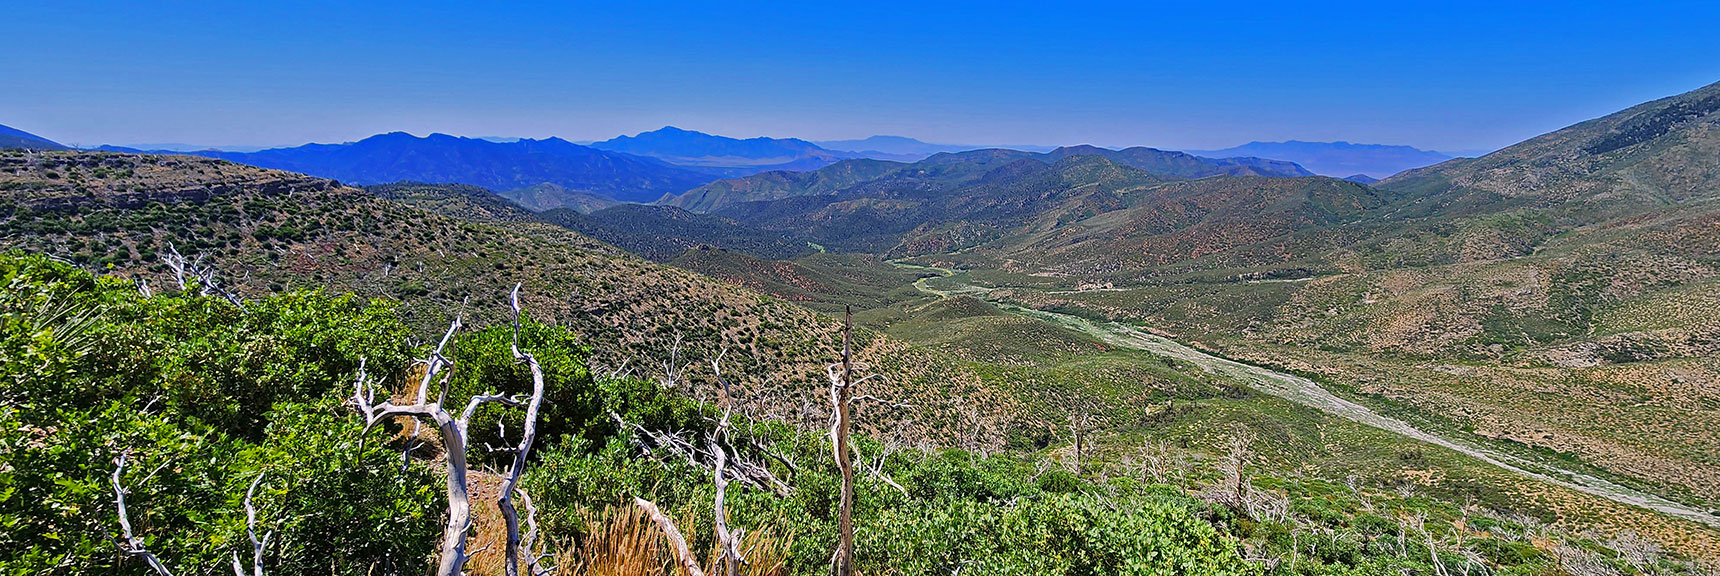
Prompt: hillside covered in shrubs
<box><xmin>3</xmin><ymin>253</ymin><xmax>1710</xmax><ymax>576</ymax></box>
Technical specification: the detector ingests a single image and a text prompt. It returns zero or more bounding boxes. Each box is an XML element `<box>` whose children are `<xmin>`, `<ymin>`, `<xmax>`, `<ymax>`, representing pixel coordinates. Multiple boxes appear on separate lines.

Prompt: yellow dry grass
<box><xmin>552</xmin><ymin>504</ymin><xmax>792</xmax><ymax>576</ymax></box>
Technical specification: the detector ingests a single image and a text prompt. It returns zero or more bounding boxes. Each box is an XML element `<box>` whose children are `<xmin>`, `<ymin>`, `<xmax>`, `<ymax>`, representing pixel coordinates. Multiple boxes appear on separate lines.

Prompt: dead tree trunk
<box><xmin>497</xmin><ymin>284</ymin><xmax>547</xmax><ymax>576</ymax></box>
<box><xmin>833</xmin><ymin>306</ymin><xmax>856</xmax><ymax>576</ymax></box>
<box><xmin>352</xmin><ymin>290</ymin><xmax>550</xmax><ymax>576</ymax></box>
<box><xmin>710</xmin><ymin>354</ymin><xmax>745</xmax><ymax>576</ymax></box>
<box><xmin>231</xmin><ymin>473</ymin><xmax>272</xmax><ymax>576</ymax></box>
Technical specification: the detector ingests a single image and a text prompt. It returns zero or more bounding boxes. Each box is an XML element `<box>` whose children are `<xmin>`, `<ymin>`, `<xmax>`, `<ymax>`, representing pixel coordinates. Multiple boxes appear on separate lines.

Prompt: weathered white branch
<box><xmin>634</xmin><ymin>498</ymin><xmax>707</xmax><ymax>576</ymax></box>
<box><xmin>350</xmin><ymin>305</ymin><xmax>528</xmax><ymax>576</ymax></box>
<box><xmin>231</xmin><ymin>473</ymin><xmax>271</xmax><ymax>576</ymax></box>
<box><xmin>497</xmin><ymin>283</ymin><xmax>548</xmax><ymax>576</ymax></box>
<box><xmin>349</xmin><ymin>288</ymin><xmax>554</xmax><ymax>576</ymax></box>
<box><xmin>161</xmin><ymin>243</ymin><xmax>244</xmax><ymax>309</ymax></box>
<box><xmin>112</xmin><ymin>454</ymin><xmax>177</xmax><ymax>576</ymax></box>
<box><xmin>516</xmin><ymin>488</ymin><xmax>553</xmax><ymax>576</ymax></box>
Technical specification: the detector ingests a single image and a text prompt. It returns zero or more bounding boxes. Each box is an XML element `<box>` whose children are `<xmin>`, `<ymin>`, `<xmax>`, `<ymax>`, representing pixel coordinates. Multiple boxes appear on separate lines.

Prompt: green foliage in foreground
<box><xmin>0</xmin><ymin>253</ymin><xmax>440</xmax><ymax>575</ymax></box>
<box><xmin>0</xmin><ymin>253</ymin><xmax>1698</xmax><ymax>576</ymax></box>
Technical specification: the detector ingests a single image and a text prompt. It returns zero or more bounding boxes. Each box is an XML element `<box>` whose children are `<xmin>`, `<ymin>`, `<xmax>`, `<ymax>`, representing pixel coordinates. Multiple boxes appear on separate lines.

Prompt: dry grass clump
<box><xmin>553</xmin><ymin>504</ymin><xmax>792</xmax><ymax>576</ymax></box>
<box><xmin>458</xmin><ymin>499</ymin><xmax>792</xmax><ymax>576</ymax></box>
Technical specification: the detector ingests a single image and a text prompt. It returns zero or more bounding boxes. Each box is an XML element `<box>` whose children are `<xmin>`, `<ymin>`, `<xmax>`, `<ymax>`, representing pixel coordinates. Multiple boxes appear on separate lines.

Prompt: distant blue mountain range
<box><xmin>591</xmin><ymin>126</ymin><xmax>857</xmax><ymax>177</ymax></box>
<box><xmin>815</xmin><ymin>135</ymin><xmax>1059</xmax><ymax>158</ymax></box>
<box><xmin>40</xmin><ymin>120</ymin><xmax>1464</xmax><ymax>209</ymax></box>
<box><xmin>1186</xmin><ymin>141</ymin><xmax>1458</xmax><ymax>179</ymax></box>
<box><xmin>108</xmin><ymin>132</ymin><xmax>718</xmax><ymax>203</ymax></box>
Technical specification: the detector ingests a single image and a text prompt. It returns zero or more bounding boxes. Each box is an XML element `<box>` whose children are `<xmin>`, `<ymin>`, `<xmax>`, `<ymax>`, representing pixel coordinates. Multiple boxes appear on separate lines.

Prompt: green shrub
<box><xmin>0</xmin><ymin>253</ymin><xmax>436</xmax><ymax>575</ymax></box>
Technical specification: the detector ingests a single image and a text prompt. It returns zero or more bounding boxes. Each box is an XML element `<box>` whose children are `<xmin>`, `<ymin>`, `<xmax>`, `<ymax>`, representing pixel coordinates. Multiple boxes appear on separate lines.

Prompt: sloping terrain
<box><xmin>912</xmin><ymin>81</ymin><xmax>1720</xmax><ymax>511</ymax></box>
<box><xmin>658</xmin><ymin>158</ymin><xmax>905</xmax><ymax>213</ymax></box>
<box><xmin>706</xmin><ymin>155</ymin><xmax>1167</xmax><ymax>255</ymax></box>
<box><xmin>0</xmin><ymin>150</ymin><xmax>1020</xmax><ymax>444</ymax></box>
<box><xmin>539</xmin><ymin>203</ymin><xmax>811</xmax><ymax>262</ymax></box>
<box><xmin>0</xmin><ymin>123</ymin><xmax>67</xmax><ymax>150</ymax></box>
<box><xmin>1042</xmin><ymin>145</ymin><xmax>1314</xmax><ymax>178</ymax></box>
<box><xmin>495</xmin><ymin>182</ymin><xmax>622</xmax><ymax>212</ymax></box>
<box><xmin>669</xmin><ymin>249</ymin><xmax>927</xmax><ymax>315</ymax></box>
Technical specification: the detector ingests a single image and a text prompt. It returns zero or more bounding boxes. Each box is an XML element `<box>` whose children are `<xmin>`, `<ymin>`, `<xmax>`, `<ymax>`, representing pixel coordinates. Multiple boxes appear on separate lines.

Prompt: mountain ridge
<box><xmin>661</xmin><ymin>146</ymin><xmax>1313</xmax><ymax>214</ymax></box>
<box><xmin>1188</xmin><ymin>140</ymin><xmax>1456</xmax><ymax>179</ymax></box>
<box><xmin>160</xmin><ymin>132</ymin><xmax>718</xmax><ymax>203</ymax></box>
<box><xmin>0</xmin><ymin>123</ymin><xmax>67</xmax><ymax>150</ymax></box>
<box><xmin>591</xmin><ymin>126</ymin><xmax>860</xmax><ymax>177</ymax></box>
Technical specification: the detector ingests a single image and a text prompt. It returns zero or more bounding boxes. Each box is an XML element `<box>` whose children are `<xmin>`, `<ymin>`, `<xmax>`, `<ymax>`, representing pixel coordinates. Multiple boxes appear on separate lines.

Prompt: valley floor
<box><xmin>879</xmin><ymin>260</ymin><xmax>1720</xmax><ymax>559</ymax></box>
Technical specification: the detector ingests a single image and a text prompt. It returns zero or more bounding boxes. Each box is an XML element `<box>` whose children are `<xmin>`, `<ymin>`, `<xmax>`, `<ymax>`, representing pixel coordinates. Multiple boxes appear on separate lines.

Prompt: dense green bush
<box><xmin>447</xmin><ymin>319</ymin><xmax>596</xmax><ymax>462</ymax></box>
<box><xmin>0</xmin><ymin>253</ymin><xmax>439</xmax><ymax>575</ymax></box>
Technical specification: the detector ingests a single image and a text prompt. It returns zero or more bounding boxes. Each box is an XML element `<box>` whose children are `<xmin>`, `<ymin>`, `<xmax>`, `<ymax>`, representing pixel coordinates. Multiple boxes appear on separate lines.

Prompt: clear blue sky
<box><xmin>4</xmin><ymin>1</ymin><xmax>1718</xmax><ymax>152</ymax></box>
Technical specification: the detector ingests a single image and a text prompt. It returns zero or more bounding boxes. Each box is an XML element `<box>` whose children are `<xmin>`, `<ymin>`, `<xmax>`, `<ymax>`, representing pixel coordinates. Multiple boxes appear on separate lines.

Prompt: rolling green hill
<box><xmin>890</xmin><ymin>81</ymin><xmax>1720</xmax><ymax>514</ymax></box>
<box><xmin>0</xmin><ymin>150</ymin><xmax>1022</xmax><ymax>444</ymax></box>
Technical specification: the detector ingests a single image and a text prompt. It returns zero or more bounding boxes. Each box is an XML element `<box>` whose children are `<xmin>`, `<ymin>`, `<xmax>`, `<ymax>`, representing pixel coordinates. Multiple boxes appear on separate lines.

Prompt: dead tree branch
<box><xmin>230</xmin><ymin>472</ymin><xmax>272</xmax><ymax>576</ymax></box>
<box><xmin>162</xmin><ymin>243</ymin><xmax>244</xmax><ymax>309</ymax></box>
<box><xmin>830</xmin><ymin>306</ymin><xmax>857</xmax><ymax>576</ymax></box>
<box><xmin>711</xmin><ymin>411</ymin><xmax>744</xmax><ymax>575</ymax></box>
<box><xmin>111</xmin><ymin>454</ymin><xmax>177</xmax><ymax>576</ymax></box>
<box><xmin>634</xmin><ymin>498</ymin><xmax>706</xmax><ymax>576</ymax></box>
<box><xmin>497</xmin><ymin>283</ymin><xmax>547</xmax><ymax>576</ymax></box>
<box><xmin>351</xmin><ymin>289</ymin><xmax>551</xmax><ymax>576</ymax></box>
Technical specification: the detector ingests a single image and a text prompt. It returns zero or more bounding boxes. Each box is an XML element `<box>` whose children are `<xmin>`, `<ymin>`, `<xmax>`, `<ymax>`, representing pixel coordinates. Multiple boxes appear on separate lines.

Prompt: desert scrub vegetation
<box><xmin>4</xmin><ymin>252</ymin><xmax>1715</xmax><ymax>575</ymax></box>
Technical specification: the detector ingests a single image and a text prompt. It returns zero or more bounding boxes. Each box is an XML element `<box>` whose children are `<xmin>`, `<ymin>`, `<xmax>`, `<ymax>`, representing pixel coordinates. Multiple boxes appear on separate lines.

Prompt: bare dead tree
<box><xmin>711</xmin><ymin>407</ymin><xmax>744</xmax><ymax>576</ymax></box>
<box><xmin>1344</xmin><ymin>475</ymin><xmax>1374</xmax><ymax>512</ymax></box>
<box><xmin>829</xmin><ymin>306</ymin><xmax>858</xmax><ymax>576</ymax></box>
<box><xmin>161</xmin><ymin>243</ymin><xmax>244</xmax><ymax>309</ymax></box>
<box><xmin>853</xmin><ymin>440</ymin><xmax>908</xmax><ymax>498</ymax></box>
<box><xmin>629</xmin><ymin>351</ymin><xmax>751</xmax><ymax>576</ymax></box>
<box><xmin>231</xmin><ymin>472</ymin><xmax>272</xmax><ymax>576</ymax></box>
<box><xmin>1067</xmin><ymin>404</ymin><xmax>1095</xmax><ymax>472</ymax></box>
<box><xmin>1608</xmin><ymin>530</ymin><xmax>1662</xmax><ymax>571</ymax></box>
<box><xmin>351</xmin><ymin>287</ymin><xmax>551</xmax><ymax>576</ymax></box>
<box><xmin>1222</xmin><ymin>433</ymin><xmax>1253</xmax><ymax>507</ymax></box>
<box><xmin>702</xmin><ymin>350</ymin><xmax>747</xmax><ymax>576</ymax></box>
<box><xmin>1407</xmin><ymin>514</ymin><xmax>1451</xmax><ymax>576</ymax></box>
<box><xmin>1200</xmin><ymin>431</ymin><xmax>1288</xmax><ymax>522</ymax></box>
<box><xmin>611</xmin><ymin>410</ymin><xmax>792</xmax><ymax>497</ymax></box>
<box><xmin>1554</xmin><ymin>541</ymin><xmax>1623</xmax><ymax>576</ymax></box>
<box><xmin>659</xmin><ymin>334</ymin><xmax>692</xmax><ymax>389</ymax></box>
<box><xmin>111</xmin><ymin>454</ymin><xmax>177</xmax><ymax>576</ymax></box>
<box><xmin>489</xmin><ymin>284</ymin><xmax>550</xmax><ymax>576</ymax></box>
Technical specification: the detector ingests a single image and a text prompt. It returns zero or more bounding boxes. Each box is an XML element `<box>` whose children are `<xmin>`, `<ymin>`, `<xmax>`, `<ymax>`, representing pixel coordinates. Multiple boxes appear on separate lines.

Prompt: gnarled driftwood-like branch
<box><xmin>634</xmin><ymin>497</ymin><xmax>706</xmax><ymax>576</ymax></box>
<box><xmin>231</xmin><ymin>472</ymin><xmax>272</xmax><ymax>576</ymax></box>
<box><xmin>111</xmin><ymin>453</ymin><xmax>177</xmax><ymax>576</ymax></box>
<box><xmin>351</xmin><ymin>288</ymin><xmax>551</xmax><ymax>576</ymax></box>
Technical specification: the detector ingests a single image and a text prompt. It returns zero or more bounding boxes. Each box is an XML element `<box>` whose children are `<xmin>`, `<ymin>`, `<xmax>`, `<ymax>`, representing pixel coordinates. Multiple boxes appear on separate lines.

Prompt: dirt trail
<box><xmin>896</xmin><ymin>262</ymin><xmax>1720</xmax><ymax>529</ymax></box>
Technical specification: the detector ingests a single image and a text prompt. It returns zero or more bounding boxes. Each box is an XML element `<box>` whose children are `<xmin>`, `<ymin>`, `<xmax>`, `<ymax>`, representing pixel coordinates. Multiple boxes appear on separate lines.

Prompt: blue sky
<box><xmin>4</xmin><ymin>1</ymin><xmax>1718</xmax><ymax>152</ymax></box>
